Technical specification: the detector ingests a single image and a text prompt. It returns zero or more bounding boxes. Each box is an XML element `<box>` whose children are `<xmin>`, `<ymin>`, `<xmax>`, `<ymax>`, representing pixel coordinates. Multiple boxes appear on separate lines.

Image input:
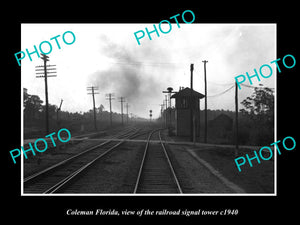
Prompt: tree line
<box><xmin>24</xmin><ymin>85</ymin><xmax>274</xmax><ymax>145</ymax></box>
<box><xmin>158</xmin><ymin>85</ymin><xmax>274</xmax><ymax>146</ymax></box>
<box><xmin>23</xmin><ymin>88</ymin><xmax>145</xmax><ymax>137</ymax></box>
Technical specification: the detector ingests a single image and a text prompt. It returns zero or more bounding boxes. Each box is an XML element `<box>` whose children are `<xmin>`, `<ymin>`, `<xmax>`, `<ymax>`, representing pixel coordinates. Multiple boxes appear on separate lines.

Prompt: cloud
<box><xmin>87</xmin><ymin>35</ymin><xmax>171</xmax><ymax>117</ymax></box>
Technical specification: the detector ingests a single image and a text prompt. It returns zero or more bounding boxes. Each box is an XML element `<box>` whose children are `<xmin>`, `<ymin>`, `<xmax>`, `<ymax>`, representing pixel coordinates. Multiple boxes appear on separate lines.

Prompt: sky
<box><xmin>21</xmin><ymin>23</ymin><xmax>276</xmax><ymax>118</ymax></box>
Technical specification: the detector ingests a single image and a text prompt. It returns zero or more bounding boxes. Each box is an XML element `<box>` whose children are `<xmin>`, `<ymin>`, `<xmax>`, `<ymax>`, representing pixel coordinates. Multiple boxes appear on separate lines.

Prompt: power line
<box><xmin>241</xmin><ymin>83</ymin><xmax>275</xmax><ymax>90</ymax></box>
<box><xmin>207</xmin><ymin>84</ymin><xmax>235</xmax><ymax>98</ymax></box>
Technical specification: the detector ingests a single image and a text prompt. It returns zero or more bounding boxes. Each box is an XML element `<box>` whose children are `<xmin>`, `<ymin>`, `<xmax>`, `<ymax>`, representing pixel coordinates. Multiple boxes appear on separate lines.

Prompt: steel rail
<box><xmin>24</xmin><ymin>127</ymin><xmax>138</xmax><ymax>184</ymax></box>
<box><xmin>133</xmin><ymin>129</ymin><xmax>157</xmax><ymax>193</ymax></box>
<box><xmin>43</xmin><ymin>128</ymin><xmax>142</xmax><ymax>194</ymax></box>
<box><xmin>158</xmin><ymin>131</ymin><xmax>183</xmax><ymax>193</ymax></box>
<box><xmin>133</xmin><ymin>129</ymin><xmax>183</xmax><ymax>194</ymax></box>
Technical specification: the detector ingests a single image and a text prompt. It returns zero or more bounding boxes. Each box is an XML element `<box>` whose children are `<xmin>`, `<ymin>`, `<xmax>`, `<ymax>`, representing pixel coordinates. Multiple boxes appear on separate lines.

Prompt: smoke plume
<box><xmin>87</xmin><ymin>35</ymin><xmax>171</xmax><ymax>118</ymax></box>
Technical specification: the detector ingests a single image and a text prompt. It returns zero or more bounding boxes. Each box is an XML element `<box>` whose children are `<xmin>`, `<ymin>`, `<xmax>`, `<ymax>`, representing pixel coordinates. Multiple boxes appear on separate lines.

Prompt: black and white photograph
<box><xmin>21</xmin><ymin>23</ymin><xmax>276</xmax><ymax>195</ymax></box>
<box><xmin>4</xmin><ymin>5</ymin><xmax>298</xmax><ymax>224</ymax></box>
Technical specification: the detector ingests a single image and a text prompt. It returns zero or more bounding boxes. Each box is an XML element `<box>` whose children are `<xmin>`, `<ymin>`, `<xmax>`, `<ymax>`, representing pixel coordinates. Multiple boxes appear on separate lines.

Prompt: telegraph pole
<box><xmin>106</xmin><ymin>93</ymin><xmax>115</xmax><ymax>127</ymax></box>
<box><xmin>126</xmin><ymin>102</ymin><xmax>130</xmax><ymax>124</ymax></box>
<box><xmin>190</xmin><ymin>64</ymin><xmax>194</xmax><ymax>90</ymax></box>
<box><xmin>202</xmin><ymin>60</ymin><xmax>208</xmax><ymax>143</ymax></box>
<box><xmin>235</xmin><ymin>81</ymin><xmax>239</xmax><ymax>155</ymax></box>
<box><xmin>165</xmin><ymin>95</ymin><xmax>168</xmax><ymax>110</ymax></box>
<box><xmin>35</xmin><ymin>54</ymin><xmax>57</xmax><ymax>134</ymax></box>
<box><xmin>87</xmin><ymin>86</ymin><xmax>99</xmax><ymax>131</ymax></box>
<box><xmin>119</xmin><ymin>97</ymin><xmax>125</xmax><ymax>125</ymax></box>
<box><xmin>190</xmin><ymin>64</ymin><xmax>194</xmax><ymax>142</ymax></box>
<box><xmin>165</xmin><ymin>95</ymin><xmax>168</xmax><ymax>127</ymax></box>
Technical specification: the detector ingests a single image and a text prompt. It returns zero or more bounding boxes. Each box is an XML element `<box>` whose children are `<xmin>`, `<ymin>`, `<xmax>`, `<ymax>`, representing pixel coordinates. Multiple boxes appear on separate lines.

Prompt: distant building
<box><xmin>208</xmin><ymin>113</ymin><xmax>233</xmax><ymax>139</ymax></box>
<box><xmin>209</xmin><ymin>113</ymin><xmax>233</xmax><ymax>130</ymax></box>
<box><xmin>171</xmin><ymin>87</ymin><xmax>205</xmax><ymax>136</ymax></box>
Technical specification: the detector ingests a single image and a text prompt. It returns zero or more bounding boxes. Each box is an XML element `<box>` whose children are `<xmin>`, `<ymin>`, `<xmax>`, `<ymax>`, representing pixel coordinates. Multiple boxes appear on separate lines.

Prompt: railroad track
<box><xmin>24</xmin><ymin>127</ymin><xmax>142</xmax><ymax>194</ymax></box>
<box><xmin>134</xmin><ymin>129</ymin><xmax>183</xmax><ymax>194</ymax></box>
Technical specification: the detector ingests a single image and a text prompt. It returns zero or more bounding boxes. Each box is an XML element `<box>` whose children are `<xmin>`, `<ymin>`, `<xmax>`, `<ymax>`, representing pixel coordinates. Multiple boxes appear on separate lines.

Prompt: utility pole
<box><xmin>165</xmin><ymin>95</ymin><xmax>168</xmax><ymax>110</ymax></box>
<box><xmin>202</xmin><ymin>60</ymin><xmax>208</xmax><ymax>143</ymax></box>
<box><xmin>190</xmin><ymin>64</ymin><xmax>194</xmax><ymax>90</ymax></box>
<box><xmin>126</xmin><ymin>102</ymin><xmax>130</xmax><ymax>124</ymax></box>
<box><xmin>119</xmin><ymin>97</ymin><xmax>125</xmax><ymax>125</ymax></box>
<box><xmin>235</xmin><ymin>81</ymin><xmax>239</xmax><ymax>155</ymax></box>
<box><xmin>35</xmin><ymin>54</ymin><xmax>57</xmax><ymax>134</ymax></box>
<box><xmin>87</xmin><ymin>86</ymin><xmax>99</xmax><ymax>131</ymax></box>
<box><xmin>106</xmin><ymin>93</ymin><xmax>115</xmax><ymax>127</ymax></box>
<box><xmin>164</xmin><ymin>95</ymin><xmax>168</xmax><ymax>127</ymax></box>
<box><xmin>190</xmin><ymin>64</ymin><xmax>195</xmax><ymax>142</ymax></box>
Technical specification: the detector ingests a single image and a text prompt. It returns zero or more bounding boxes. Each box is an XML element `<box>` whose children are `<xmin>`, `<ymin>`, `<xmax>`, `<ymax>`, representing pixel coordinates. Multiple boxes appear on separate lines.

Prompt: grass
<box><xmin>191</xmin><ymin>146</ymin><xmax>274</xmax><ymax>193</ymax></box>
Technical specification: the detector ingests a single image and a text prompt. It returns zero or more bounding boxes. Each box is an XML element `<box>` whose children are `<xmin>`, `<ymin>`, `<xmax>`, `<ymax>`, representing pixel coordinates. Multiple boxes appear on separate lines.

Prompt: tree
<box><xmin>97</xmin><ymin>104</ymin><xmax>105</xmax><ymax>113</ymax></box>
<box><xmin>240</xmin><ymin>85</ymin><xmax>274</xmax><ymax>144</ymax></box>
<box><xmin>240</xmin><ymin>85</ymin><xmax>274</xmax><ymax>125</ymax></box>
<box><xmin>41</xmin><ymin>104</ymin><xmax>57</xmax><ymax>119</ymax></box>
<box><xmin>24</xmin><ymin>89</ymin><xmax>43</xmax><ymax>122</ymax></box>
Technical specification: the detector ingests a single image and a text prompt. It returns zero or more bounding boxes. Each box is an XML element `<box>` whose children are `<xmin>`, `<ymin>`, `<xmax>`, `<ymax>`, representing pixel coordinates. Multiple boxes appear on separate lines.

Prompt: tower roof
<box><xmin>171</xmin><ymin>87</ymin><xmax>205</xmax><ymax>99</ymax></box>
